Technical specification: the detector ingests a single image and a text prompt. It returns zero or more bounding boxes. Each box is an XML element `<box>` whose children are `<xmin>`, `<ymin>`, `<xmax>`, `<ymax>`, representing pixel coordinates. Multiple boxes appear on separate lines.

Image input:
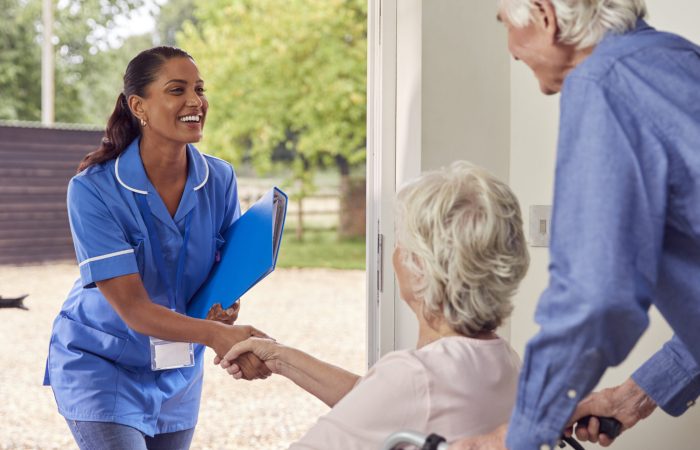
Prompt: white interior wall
<box><xmin>421</xmin><ymin>0</ymin><xmax>510</xmax><ymax>178</ymax></box>
<box><xmin>393</xmin><ymin>0</ymin><xmax>424</xmax><ymax>352</ymax></box>
<box><xmin>393</xmin><ymin>0</ymin><xmax>511</xmax><ymax>350</ymax></box>
<box><xmin>509</xmin><ymin>1</ymin><xmax>699</xmax><ymax>449</ymax></box>
<box><xmin>391</xmin><ymin>0</ymin><xmax>511</xmax><ymax>351</ymax></box>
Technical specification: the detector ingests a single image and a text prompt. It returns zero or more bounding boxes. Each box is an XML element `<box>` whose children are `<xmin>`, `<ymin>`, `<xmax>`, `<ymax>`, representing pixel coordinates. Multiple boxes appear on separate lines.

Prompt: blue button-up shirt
<box><xmin>507</xmin><ymin>20</ymin><xmax>700</xmax><ymax>450</ymax></box>
<box><xmin>44</xmin><ymin>138</ymin><xmax>240</xmax><ymax>436</ymax></box>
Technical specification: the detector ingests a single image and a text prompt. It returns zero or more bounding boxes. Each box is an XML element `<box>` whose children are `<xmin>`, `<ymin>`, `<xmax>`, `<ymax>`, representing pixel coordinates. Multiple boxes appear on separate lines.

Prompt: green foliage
<box><xmin>179</xmin><ymin>0</ymin><xmax>367</xmax><ymax>182</ymax></box>
<box><xmin>0</xmin><ymin>0</ymin><xmax>43</xmax><ymax>120</ymax></box>
<box><xmin>1</xmin><ymin>0</ymin><xmax>150</xmax><ymax>125</ymax></box>
<box><xmin>76</xmin><ymin>33</ymin><xmax>155</xmax><ymax>125</ymax></box>
<box><xmin>277</xmin><ymin>229</ymin><xmax>365</xmax><ymax>270</ymax></box>
<box><xmin>156</xmin><ymin>0</ymin><xmax>196</xmax><ymax>46</ymax></box>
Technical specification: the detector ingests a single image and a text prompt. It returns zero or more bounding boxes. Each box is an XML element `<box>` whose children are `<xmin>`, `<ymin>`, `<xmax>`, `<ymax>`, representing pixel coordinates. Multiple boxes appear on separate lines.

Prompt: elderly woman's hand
<box><xmin>205</xmin><ymin>302</ymin><xmax>240</xmax><ymax>325</ymax></box>
<box><xmin>218</xmin><ymin>337</ymin><xmax>282</xmax><ymax>379</ymax></box>
<box><xmin>211</xmin><ymin>324</ymin><xmax>273</xmax><ymax>380</ymax></box>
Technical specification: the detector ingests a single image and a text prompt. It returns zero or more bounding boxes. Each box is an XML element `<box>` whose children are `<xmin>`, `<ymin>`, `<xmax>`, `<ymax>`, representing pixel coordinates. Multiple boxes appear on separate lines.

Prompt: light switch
<box><xmin>529</xmin><ymin>205</ymin><xmax>552</xmax><ymax>247</ymax></box>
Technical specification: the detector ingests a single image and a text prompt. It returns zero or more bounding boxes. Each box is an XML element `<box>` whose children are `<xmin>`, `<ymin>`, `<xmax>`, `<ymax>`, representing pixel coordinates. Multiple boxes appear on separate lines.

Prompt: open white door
<box><xmin>366</xmin><ymin>0</ymin><xmax>423</xmax><ymax>366</ymax></box>
<box><xmin>366</xmin><ymin>0</ymin><xmax>397</xmax><ymax>367</ymax></box>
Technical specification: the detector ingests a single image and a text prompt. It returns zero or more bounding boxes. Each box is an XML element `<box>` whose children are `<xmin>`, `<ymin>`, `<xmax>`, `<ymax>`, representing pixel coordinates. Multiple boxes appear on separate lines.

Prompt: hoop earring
<box><xmin>140</xmin><ymin>118</ymin><xmax>147</xmax><ymax>127</ymax></box>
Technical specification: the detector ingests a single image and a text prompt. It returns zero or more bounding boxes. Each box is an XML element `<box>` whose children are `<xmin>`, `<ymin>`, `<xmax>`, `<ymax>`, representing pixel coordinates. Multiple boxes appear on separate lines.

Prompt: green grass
<box><xmin>277</xmin><ymin>229</ymin><xmax>366</xmax><ymax>270</ymax></box>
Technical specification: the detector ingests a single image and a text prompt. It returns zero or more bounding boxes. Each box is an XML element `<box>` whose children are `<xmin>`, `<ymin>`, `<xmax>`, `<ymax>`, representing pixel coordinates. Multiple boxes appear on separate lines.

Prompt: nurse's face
<box><xmin>138</xmin><ymin>57</ymin><xmax>208</xmax><ymax>144</ymax></box>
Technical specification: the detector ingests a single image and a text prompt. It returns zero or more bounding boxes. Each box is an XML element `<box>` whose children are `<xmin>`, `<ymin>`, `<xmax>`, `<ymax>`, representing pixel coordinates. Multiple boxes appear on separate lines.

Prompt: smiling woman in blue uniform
<box><xmin>43</xmin><ymin>46</ymin><xmax>271</xmax><ymax>450</ymax></box>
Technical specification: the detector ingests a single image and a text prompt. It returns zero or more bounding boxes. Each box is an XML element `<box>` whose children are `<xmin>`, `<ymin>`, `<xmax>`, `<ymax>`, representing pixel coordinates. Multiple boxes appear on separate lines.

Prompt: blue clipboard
<box><xmin>187</xmin><ymin>187</ymin><xmax>288</xmax><ymax>319</ymax></box>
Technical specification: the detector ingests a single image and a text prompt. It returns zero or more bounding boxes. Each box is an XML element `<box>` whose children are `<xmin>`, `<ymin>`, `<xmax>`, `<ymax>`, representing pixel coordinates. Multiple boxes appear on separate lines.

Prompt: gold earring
<box><xmin>140</xmin><ymin>118</ymin><xmax>147</xmax><ymax>127</ymax></box>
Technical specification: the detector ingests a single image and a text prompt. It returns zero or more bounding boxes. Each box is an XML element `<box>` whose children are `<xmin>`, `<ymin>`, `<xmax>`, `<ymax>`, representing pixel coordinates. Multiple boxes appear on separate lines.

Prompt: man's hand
<box><xmin>210</xmin><ymin>324</ymin><xmax>272</xmax><ymax>380</ymax></box>
<box><xmin>448</xmin><ymin>424</ymin><xmax>507</xmax><ymax>450</ymax></box>
<box><xmin>566</xmin><ymin>378</ymin><xmax>657</xmax><ymax>447</ymax></box>
<box><xmin>205</xmin><ymin>302</ymin><xmax>240</xmax><ymax>325</ymax></box>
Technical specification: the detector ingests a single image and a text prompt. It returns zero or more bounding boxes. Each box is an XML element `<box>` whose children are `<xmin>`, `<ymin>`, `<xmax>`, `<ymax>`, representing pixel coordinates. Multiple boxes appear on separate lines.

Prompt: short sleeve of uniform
<box><xmin>290</xmin><ymin>351</ymin><xmax>429</xmax><ymax>450</ymax></box>
<box><xmin>67</xmin><ymin>176</ymin><xmax>139</xmax><ymax>288</ymax></box>
<box><xmin>222</xmin><ymin>163</ymin><xmax>241</xmax><ymax>232</ymax></box>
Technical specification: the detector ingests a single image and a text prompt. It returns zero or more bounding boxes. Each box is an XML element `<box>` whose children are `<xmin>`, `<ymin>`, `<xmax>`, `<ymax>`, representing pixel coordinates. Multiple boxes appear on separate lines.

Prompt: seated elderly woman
<box><xmin>219</xmin><ymin>161</ymin><xmax>530</xmax><ymax>448</ymax></box>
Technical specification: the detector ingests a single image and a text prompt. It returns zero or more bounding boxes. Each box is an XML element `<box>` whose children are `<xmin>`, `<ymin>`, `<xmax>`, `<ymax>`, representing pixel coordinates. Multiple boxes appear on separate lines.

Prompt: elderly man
<box><xmin>449</xmin><ymin>1</ymin><xmax>700</xmax><ymax>449</ymax></box>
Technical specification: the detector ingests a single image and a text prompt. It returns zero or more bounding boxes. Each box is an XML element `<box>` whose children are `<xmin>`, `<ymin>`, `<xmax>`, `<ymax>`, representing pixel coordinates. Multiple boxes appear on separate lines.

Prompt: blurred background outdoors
<box><xmin>0</xmin><ymin>0</ymin><xmax>367</xmax><ymax>448</ymax></box>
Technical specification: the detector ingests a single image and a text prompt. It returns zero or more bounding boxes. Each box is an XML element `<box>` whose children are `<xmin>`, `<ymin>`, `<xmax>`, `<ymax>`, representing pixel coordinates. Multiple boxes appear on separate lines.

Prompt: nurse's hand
<box><xmin>232</xmin><ymin>352</ymin><xmax>272</xmax><ymax>380</ymax></box>
<box><xmin>211</xmin><ymin>324</ymin><xmax>272</xmax><ymax>380</ymax></box>
<box><xmin>205</xmin><ymin>302</ymin><xmax>240</xmax><ymax>325</ymax></box>
<box><xmin>219</xmin><ymin>337</ymin><xmax>281</xmax><ymax>379</ymax></box>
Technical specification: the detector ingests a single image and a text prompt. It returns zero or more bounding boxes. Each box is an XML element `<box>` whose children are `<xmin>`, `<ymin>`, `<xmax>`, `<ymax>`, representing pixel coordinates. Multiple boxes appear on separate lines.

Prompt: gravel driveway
<box><xmin>0</xmin><ymin>263</ymin><xmax>366</xmax><ymax>450</ymax></box>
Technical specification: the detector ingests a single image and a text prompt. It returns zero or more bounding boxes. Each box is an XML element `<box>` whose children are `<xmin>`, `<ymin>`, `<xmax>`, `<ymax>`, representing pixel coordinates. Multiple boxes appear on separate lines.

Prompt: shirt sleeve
<box><xmin>67</xmin><ymin>176</ymin><xmax>139</xmax><ymax>288</ymax></box>
<box><xmin>506</xmin><ymin>78</ymin><xmax>669</xmax><ymax>450</ymax></box>
<box><xmin>290</xmin><ymin>352</ymin><xmax>429</xmax><ymax>450</ymax></box>
<box><xmin>632</xmin><ymin>335</ymin><xmax>700</xmax><ymax>416</ymax></box>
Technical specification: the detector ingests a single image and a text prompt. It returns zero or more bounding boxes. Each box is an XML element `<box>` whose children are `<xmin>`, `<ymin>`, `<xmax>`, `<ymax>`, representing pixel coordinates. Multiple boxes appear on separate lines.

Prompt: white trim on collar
<box><xmin>193</xmin><ymin>150</ymin><xmax>209</xmax><ymax>191</ymax></box>
<box><xmin>115</xmin><ymin>154</ymin><xmax>148</xmax><ymax>195</ymax></box>
<box><xmin>116</xmin><ymin>146</ymin><xmax>210</xmax><ymax>193</ymax></box>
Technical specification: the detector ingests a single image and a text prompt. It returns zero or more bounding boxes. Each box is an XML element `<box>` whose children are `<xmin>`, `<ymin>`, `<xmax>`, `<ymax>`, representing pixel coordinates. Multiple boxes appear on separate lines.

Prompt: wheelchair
<box><xmin>381</xmin><ymin>416</ymin><xmax>621</xmax><ymax>450</ymax></box>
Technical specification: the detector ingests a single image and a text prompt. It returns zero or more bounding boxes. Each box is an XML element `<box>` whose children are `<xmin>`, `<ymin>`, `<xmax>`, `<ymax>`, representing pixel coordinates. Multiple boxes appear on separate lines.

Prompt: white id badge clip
<box><xmin>149</xmin><ymin>337</ymin><xmax>195</xmax><ymax>371</ymax></box>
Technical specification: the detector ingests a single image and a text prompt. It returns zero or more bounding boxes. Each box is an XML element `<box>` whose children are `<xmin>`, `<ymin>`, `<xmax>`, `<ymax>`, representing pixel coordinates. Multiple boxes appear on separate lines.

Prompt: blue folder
<box><xmin>187</xmin><ymin>187</ymin><xmax>288</xmax><ymax>319</ymax></box>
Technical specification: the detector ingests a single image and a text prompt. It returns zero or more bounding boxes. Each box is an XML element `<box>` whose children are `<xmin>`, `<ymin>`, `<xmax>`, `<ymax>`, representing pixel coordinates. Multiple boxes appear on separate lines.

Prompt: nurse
<box><xmin>44</xmin><ymin>46</ymin><xmax>270</xmax><ymax>450</ymax></box>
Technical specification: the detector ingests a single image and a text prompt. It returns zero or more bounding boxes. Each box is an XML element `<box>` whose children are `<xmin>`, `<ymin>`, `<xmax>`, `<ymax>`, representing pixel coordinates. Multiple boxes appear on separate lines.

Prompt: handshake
<box><xmin>205</xmin><ymin>303</ymin><xmax>279</xmax><ymax>380</ymax></box>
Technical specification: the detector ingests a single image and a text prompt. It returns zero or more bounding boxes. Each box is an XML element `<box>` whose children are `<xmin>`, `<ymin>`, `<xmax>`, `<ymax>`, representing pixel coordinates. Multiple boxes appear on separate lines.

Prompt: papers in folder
<box><xmin>187</xmin><ymin>187</ymin><xmax>288</xmax><ymax>319</ymax></box>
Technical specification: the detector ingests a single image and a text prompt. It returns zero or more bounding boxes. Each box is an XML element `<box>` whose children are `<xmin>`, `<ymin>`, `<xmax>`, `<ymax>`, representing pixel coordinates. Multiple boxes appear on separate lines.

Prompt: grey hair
<box><xmin>498</xmin><ymin>0</ymin><xmax>647</xmax><ymax>48</ymax></box>
<box><xmin>395</xmin><ymin>161</ymin><xmax>530</xmax><ymax>336</ymax></box>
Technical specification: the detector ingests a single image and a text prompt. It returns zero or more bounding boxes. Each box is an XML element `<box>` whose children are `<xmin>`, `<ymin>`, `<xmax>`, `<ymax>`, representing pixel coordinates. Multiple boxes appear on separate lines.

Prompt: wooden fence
<box><xmin>0</xmin><ymin>123</ymin><xmax>103</xmax><ymax>265</ymax></box>
<box><xmin>239</xmin><ymin>190</ymin><xmax>340</xmax><ymax>231</ymax></box>
<box><xmin>0</xmin><ymin>123</ymin><xmax>355</xmax><ymax>265</ymax></box>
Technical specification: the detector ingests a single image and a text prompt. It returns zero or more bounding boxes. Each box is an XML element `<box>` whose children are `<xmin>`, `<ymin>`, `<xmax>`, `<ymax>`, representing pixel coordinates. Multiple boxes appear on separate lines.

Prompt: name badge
<box><xmin>149</xmin><ymin>337</ymin><xmax>195</xmax><ymax>371</ymax></box>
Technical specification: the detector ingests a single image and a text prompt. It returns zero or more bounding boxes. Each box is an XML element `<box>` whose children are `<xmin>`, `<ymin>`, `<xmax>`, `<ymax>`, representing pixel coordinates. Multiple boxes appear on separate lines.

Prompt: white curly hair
<box><xmin>395</xmin><ymin>161</ymin><xmax>530</xmax><ymax>336</ymax></box>
<box><xmin>498</xmin><ymin>0</ymin><xmax>647</xmax><ymax>49</ymax></box>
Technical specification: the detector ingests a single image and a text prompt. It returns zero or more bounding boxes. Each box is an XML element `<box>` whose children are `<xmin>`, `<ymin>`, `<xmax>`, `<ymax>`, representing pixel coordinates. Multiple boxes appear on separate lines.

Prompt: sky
<box><xmin>87</xmin><ymin>0</ymin><xmax>165</xmax><ymax>49</ymax></box>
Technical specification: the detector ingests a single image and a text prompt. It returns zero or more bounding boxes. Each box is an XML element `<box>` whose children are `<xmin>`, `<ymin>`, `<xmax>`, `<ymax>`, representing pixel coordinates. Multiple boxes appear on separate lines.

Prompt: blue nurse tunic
<box><xmin>43</xmin><ymin>137</ymin><xmax>240</xmax><ymax>436</ymax></box>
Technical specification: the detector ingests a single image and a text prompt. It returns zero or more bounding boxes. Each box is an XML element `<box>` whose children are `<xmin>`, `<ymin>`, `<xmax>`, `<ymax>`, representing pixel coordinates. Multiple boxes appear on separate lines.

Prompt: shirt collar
<box><xmin>114</xmin><ymin>137</ymin><xmax>209</xmax><ymax>195</ymax></box>
<box><xmin>599</xmin><ymin>18</ymin><xmax>653</xmax><ymax>47</ymax></box>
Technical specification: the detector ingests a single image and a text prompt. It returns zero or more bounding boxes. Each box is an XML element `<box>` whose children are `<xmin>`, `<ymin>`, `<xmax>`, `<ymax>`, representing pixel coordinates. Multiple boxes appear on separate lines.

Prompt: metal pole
<box><xmin>41</xmin><ymin>0</ymin><xmax>54</xmax><ymax>125</ymax></box>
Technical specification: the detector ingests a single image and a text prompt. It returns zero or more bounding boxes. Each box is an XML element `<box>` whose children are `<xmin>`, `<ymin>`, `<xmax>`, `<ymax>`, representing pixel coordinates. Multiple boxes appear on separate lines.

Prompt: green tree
<box><xmin>0</xmin><ymin>0</ymin><xmax>43</xmax><ymax>120</ymax></box>
<box><xmin>78</xmin><ymin>33</ymin><xmax>155</xmax><ymax>124</ymax></box>
<box><xmin>180</xmin><ymin>0</ymin><xmax>367</xmax><ymax>238</ymax></box>
<box><xmin>1</xmin><ymin>0</ymin><xmax>149</xmax><ymax>124</ymax></box>
<box><xmin>156</xmin><ymin>0</ymin><xmax>196</xmax><ymax>46</ymax></box>
<box><xmin>53</xmin><ymin>0</ymin><xmax>149</xmax><ymax>124</ymax></box>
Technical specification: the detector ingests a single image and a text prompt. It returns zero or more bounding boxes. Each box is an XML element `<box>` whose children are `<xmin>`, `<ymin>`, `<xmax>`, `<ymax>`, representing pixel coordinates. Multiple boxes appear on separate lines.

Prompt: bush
<box><xmin>277</xmin><ymin>229</ymin><xmax>365</xmax><ymax>270</ymax></box>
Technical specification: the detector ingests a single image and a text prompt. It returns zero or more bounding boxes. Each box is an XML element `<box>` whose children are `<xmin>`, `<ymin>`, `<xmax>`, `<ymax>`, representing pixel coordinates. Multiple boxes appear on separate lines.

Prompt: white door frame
<box><xmin>366</xmin><ymin>0</ymin><xmax>423</xmax><ymax>366</ymax></box>
<box><xmin>366</xmin><ymin>0</ymin><xmax>397</xmax><ymax>367</ymax></box>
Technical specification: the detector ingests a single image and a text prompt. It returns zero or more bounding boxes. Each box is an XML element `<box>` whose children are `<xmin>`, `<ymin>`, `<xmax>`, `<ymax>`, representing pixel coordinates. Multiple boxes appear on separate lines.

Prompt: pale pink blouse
<box><xmin>290</xmin><ymin>335</ymin><xmax>521</xmax><ymax>449</ymax></box>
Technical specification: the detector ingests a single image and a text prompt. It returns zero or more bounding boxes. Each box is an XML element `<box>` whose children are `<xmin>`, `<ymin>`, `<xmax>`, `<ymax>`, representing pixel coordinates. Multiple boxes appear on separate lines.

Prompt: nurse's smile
<box><xmin>136</xmin><ymin>57</ymin><xmax>209</xmax><ymax>145</ymax></box>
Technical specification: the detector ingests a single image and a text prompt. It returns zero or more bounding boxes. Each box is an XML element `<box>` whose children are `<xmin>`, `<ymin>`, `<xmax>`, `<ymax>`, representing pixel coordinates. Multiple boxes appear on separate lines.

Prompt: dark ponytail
<box><xmin>77</xmin><ymin>46</ymin><xmax>194</xmax><ymax>172</ymax></box>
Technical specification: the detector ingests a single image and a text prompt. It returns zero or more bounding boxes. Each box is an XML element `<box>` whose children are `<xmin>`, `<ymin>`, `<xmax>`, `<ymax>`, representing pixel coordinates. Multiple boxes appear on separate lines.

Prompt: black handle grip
<box><xmin>421</xmin><ymin>433</ymin><xmax>446</xmax><ymax>450</ymax></box>
<box><xmin>577</xmin><ymin>416</ymin><xmax>623</xmax><ymax>439</ymax></box>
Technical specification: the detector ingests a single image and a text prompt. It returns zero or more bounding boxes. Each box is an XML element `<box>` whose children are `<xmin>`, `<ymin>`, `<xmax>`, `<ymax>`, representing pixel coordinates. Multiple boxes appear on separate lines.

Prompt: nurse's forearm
<box><xmin>96</xmin><ymin>273</ymin><xmax>224</xmax><ymax>347</ymax></box>
<box><xmin>121</xmin><ymin>299</ymin><xmax>227</xmax><ymax>346</ymax></box>
<box><xmin>274</xmin><ymin>345</ymin><xmax>360</xmax><ymax>407</ymax></box>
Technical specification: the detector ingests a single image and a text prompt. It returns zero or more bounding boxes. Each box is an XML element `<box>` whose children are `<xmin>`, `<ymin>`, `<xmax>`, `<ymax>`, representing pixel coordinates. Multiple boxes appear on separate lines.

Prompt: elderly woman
<box><xmin>449</xmin><ymin>1</ymin><xmax>700</xmax><ymax>449</ymax></box>
<box><xmin>219</xmin><ymin>161</ymin><xmax>530</xmax><ymax>448</ymax></box>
